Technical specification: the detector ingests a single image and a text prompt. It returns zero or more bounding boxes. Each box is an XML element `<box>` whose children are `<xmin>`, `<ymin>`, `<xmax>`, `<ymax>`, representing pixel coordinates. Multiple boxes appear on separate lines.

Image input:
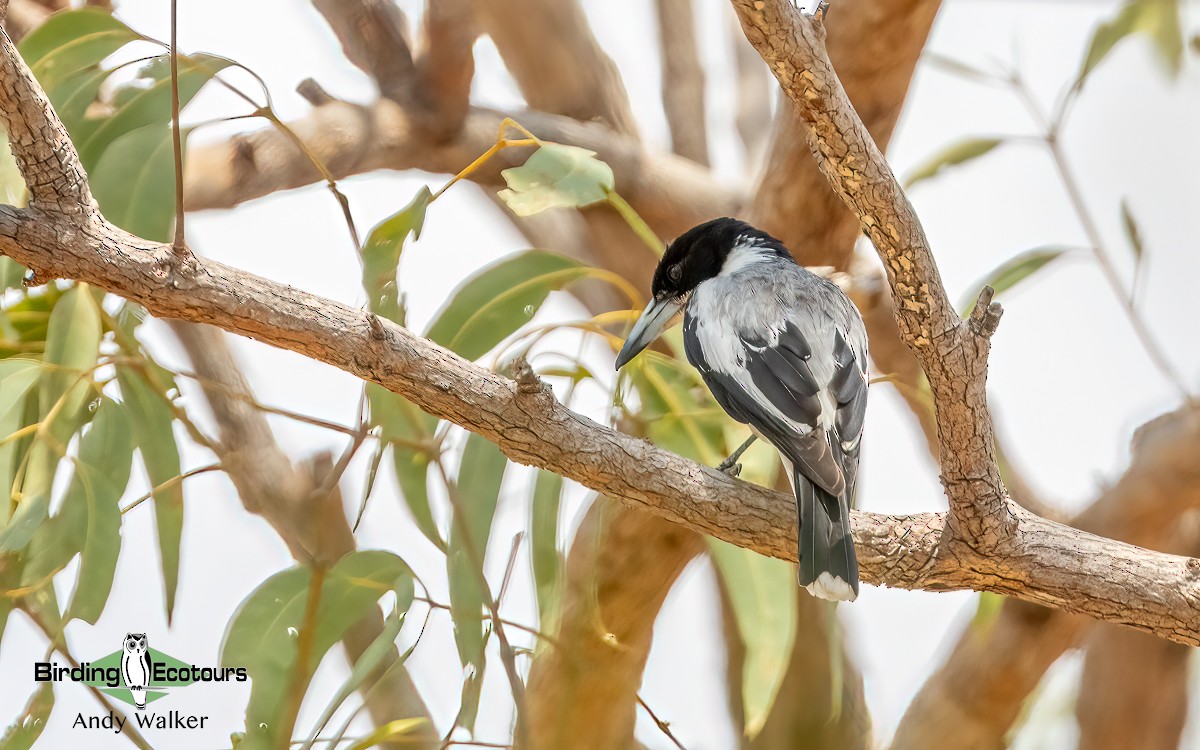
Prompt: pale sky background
<box><xmin>1</xmin><ymin>1</ymin><xmax>1198</xmax><ymax>749</ymax></box>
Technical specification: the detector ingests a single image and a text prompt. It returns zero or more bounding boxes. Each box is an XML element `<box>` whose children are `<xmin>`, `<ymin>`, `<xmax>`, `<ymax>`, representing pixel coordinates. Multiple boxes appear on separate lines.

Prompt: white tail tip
<box><xmin>805</xmin><ymin>571</ymin><xmax>857</xmax><ymax>602</ymax></box>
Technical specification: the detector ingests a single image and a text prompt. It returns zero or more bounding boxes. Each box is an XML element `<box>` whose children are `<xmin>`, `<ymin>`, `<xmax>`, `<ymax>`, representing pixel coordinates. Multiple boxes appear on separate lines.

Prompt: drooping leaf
<box><xmin>446</xmin><ymin>434</ymin><xmax>506</xmax><ymax>731</ymax></box>
<box><xmin>76</xmin><ymin>53</ymin><xmax>232</xmax><ymax>168</ymax></box>
<box><xmin>0</xmin><ymin>360</ymin><xmax>42</xmax><ymax>507</ymax></box>
<box><xmin>1</xmin><ymin>287</ymin><xmax>101</xmax><ymax>552</ymax></box>
<box><xmin>1077</xmin><ymin>0</ymin><xmax>1183</xmax><ymax>87</ymax></box>
<box><xmin>0</xmin><ymin>683</ymin><xmax>54</xmax><ymax>750</ymax></box>
<box><xmin>709</xmin><ymin>540</ymin><xmax>797</xmax><ymax>740</ymax></box>
<box><xmin>361</xmin><ymin>187</ymin><xmax>432</xmax><ymax>322</ymax></box>
<box><xmin>221</xmin><ymin>551</ymin><xmax>413</xmax><ymax>750</ymax></box>
<box><xmin>530</xmin><ymin>469</ymin><xmax>564</xmax><ymax>637</ymax></box>
<box><xmin>20</xmin><ymin>9</ymin><xmax>140</xmax><ymax>83</ymax></box>
<box><xmin>425</xmin><ymin>250</ymin><xmax>587</xmax><ymax>361</ymax></box>
<box><xmin>959</xmin><ymin>246</ymin><xmax>1070</xmax><ymax>316</ymax></box>
<box><xmin>117</xmin><ymin>366</ymin><xmax>185</xmax><ymax>622</ymax></box>
<box><xmin>57</xmin><ymin>397</ymin><xmax>133</xmax><ymax>624</ymax></box>
<box><xmin>366</xmin><ymin>384</ymin><xmax>442</xmax><ymax>549</ymax></box>
<box><xmin>905</xmin><ymin>137</ymin><xmax>1004</xmax><ymax>187</ymax></box>
<box><xmin>90</xmin><ymin>124</ymin><xmax>184</xmax><ymax>242</ymax></box>
<box><xmin>299</xmin><ymin>586</ymin><xmax>417</xmax><ymax>750</ymax></box>
<box><xmin>626</xmin><ymin>350</ymin><xmax>726</xmax><ymax>466</ymax></box>
<box><xmin>497</xmin><ymin>143</ymin><xmax>615</xmax><ymax>216</ymax></box>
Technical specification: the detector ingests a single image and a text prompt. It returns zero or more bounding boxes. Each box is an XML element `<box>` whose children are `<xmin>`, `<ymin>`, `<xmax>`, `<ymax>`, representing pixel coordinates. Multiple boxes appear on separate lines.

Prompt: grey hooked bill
<box><xmin>614</xmin><ymin>297</ymin><xmax>683</xmax><ymax>370</ymax></box>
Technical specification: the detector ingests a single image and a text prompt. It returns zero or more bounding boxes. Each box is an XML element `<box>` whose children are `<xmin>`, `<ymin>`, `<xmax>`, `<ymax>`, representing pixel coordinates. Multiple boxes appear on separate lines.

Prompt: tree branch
<box><xmin>890</xmin><ymin>404</ymin><xmax>1200</xmax><ymax>749</ymax></box>
<box><xmin>655</xmin><ymin>0</ymin><xmax>709</xmax><ymax>165</ymax></box>
<box><xmin>183</xmin><ymin>101</ymin><xmax>738</xmax><ymax>241</ymax></box>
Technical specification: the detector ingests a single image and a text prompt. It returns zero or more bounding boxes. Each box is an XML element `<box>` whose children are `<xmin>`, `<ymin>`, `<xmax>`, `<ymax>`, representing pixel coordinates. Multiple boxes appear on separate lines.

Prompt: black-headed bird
<box><xmin>615</xmin><ymin>218</ymin><xmax>869</xmax><ymax>601</ymax></box>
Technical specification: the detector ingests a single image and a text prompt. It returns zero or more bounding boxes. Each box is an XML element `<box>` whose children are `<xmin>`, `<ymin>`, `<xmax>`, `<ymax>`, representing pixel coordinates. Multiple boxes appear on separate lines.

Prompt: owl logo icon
<box><xmin>121</xmin><ymin>633</ymin><xmax>152</xmax><ymax>710</ymax></box>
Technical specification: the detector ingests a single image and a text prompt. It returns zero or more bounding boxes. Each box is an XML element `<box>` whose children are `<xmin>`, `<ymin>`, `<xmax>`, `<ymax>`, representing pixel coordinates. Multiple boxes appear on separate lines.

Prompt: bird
<box><xmin>615</xmin><ymin>217</ymin><xmax>869</xmax><ymax>601</ymax></box>
<box><xmin>121</xmin><ymin>633</ymin><xmax>152</xmax><ymax>710</ymax></box>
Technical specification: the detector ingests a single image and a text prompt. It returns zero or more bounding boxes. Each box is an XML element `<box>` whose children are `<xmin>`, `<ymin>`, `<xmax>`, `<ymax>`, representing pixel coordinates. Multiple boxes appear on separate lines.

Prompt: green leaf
<box><xmin>959</xmin><ymin>246</ymin><xmax>1070</xmax><ymax>316</ymax></box>
<box><xmin>346</xmin><ymin>719</ymin><xmax>430</xmax><ymax>750</ymax></box>
<box><xmin>361</xmin><ymin>187</ymin><xmax>432</xmax><ymax>322</ymax></box>
<box><xmin>971</xmin><ymin>591</ymin><xmax>1006</xmax><ymax>632</ymax></box>
<box><xmin>0</xmin><ymin>683</ymin><xmax>54</xmax><ymax>750</ymax></box>
<box><xmin>530</xmin><ymin>469</ymin><xmax>564</xmax><ymax>637</ymax></box>
<box><xmin>0</xmin><ymin>360</ymin><xmax>42</xmax><ymax>505</ymax></box>
<box><xmin>117</xmin><ymin>366</ymin><xmax>185</xmax><ymax>622</ymax></box>
<box><xmin>299</xmin><ymin>586</ymin><xmax>417</xmax><ymax>750</ymax></box>
<box><xmin>221</xmin><ymin>551</ymin><xmax>413</xmax><ymax>750</ymax></box>
<box><xmin>0</xmin><ymin>258</ymin><xmax>24</xmax><ymax>292</ymax></box>
<box><xmin>1077</xmin><ymin>0</ymin><xmax>1183</xmax><ymax>87</ymax></box>
<box><xmin>626</xmin><ymin>351</ymin><xmax>726</xmax><ymax>466</ymax></box>
<box><xmin>447</xmin><ymin>433</ymin><xmax>506</xmax><ymax>728</ymax></box>
<box><xmin>498</xmin><ymin>143</ymin><xmax>615</xmax><ymax>216</ymax></box>
<box><xmin>90</xmin><ymin>124</ymin><xmax>184</xmax><ymax>242</ymax></box>
<box><xmin>1120</xmin><ymin>199</ymin><xmax>1145</xmax><ymax>264</ymax></box>
<box><xmin>708</xmin><ymin>540</ymin><xmax>797</xmax><ymax>740</ymax></box>
<box><xmin>1</xmin><ymin>288</ymin><xmax>101</xmax><ymax>553</ymax></box>
<box><xmin>426</xmin><ymin>250</ymin><xmax>586</xmax><ymax>361</ymax></box>
<box><xmin>20</xmin><ymin>9</ymin><xmax>139</xmax><ymax>82</ymax></box>
<box><xmin>366</xmin><ymin>384</ymin><xmax>442</xmax><ymax>549</ymax></box>
<box><xmin>905</xmin><ymin>137</ymin><xmax>1004</xmax><ymax>187</ymax></box>
<box><xmin>59</xmin><ymin>397</ymin><xmax>133</xmax><ymax>623</ymax></box>
<box><xmin>77</xmin><ymin>53</ymin><xmax>232</xmax><ymax>169</ymax></box>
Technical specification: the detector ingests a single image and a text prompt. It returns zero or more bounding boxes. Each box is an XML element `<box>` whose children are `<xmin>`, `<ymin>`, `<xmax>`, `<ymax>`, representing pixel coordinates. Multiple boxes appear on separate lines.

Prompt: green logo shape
<box><xmin>83</xmin><ymin>648</ymin><xmax>197</xmax><ymax>708</ymax></box>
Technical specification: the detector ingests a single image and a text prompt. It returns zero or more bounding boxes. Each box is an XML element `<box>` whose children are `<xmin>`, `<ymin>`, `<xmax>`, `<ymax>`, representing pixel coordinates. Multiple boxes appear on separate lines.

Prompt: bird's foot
<box><xmin>718</xmin><ymin>460</ymin><xmax>743</xmax><ymax>478</ymax></box>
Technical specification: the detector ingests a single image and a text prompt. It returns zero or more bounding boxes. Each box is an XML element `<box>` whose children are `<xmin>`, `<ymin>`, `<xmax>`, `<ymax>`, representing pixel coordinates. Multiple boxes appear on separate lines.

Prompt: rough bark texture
<box><xmin>891</xmin><ymin>405</ymin><xmax>1200</xmax><ymax>750</ymax></box>
<box><xmin>523</xmin><ymin>501</ymin><xmax>705</xmax><ymax>749</ymax></box>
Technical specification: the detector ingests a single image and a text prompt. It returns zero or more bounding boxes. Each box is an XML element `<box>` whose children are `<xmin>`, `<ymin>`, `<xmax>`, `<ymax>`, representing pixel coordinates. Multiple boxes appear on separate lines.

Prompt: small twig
<box><xmin>637</xmin><ymin>694</ymin><xmax>688</xmax><ymax>750</ymax></box>
<box><xmin>169</xmin><ymin>0</ymin><xmax>186</xmax><ymax>255</ymax></box>
<box><xmin>120</xmin><ymin>462</ymin><xmax>222</xmax><ymax>515</ymax></box>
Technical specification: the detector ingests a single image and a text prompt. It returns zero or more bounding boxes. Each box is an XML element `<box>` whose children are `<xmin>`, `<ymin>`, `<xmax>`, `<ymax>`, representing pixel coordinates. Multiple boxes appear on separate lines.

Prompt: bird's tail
<box><xmin>794</xmin><ymin>468</ymin><xmax>859</xmax><ymax>602</ymax></box>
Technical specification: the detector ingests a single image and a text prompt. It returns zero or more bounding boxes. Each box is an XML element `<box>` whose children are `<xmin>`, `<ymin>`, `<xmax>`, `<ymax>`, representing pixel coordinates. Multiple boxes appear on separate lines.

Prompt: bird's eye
<box><xmin>668</xmin><ymin>264</ymin><xmax>683</xmax><ymax>282</ymax></box>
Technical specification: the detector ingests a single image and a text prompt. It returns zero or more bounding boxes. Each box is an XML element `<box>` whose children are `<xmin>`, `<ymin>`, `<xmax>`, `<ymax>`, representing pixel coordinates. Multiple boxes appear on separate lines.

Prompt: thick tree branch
<box><xmin>655</xmin><ymin>0</ymin><xmax>709</xmax><ymax>165</ymax></box>
<box><xmin>891</xmin><ymin>405</ymin><xmax>1200</xmax><ymax>749</ymax></box>
<box><xmin>311</xmin><ymin>0</ymin><xmax>414</xmax><ymax>102</ymax></box>
<box><xmin>183</xmin><ymin>101</ymin><xmax>738</xmax><ymax>242</ymax></box>
<box><xmin>2</xmin><ymin>211</ymin><xmax>1200</xmax><ymax>641</ymax></box>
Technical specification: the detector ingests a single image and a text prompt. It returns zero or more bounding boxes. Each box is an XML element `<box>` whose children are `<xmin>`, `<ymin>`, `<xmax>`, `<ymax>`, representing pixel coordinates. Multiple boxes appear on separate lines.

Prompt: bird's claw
<box><xmin>718</xmin><ymin>461</ymin><xmax>742</xmax><ymax>478</ymax></box>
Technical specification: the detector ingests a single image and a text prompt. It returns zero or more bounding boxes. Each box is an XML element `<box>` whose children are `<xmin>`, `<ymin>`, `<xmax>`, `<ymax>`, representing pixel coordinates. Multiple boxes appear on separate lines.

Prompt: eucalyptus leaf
<box><xmin>117</xmin><ymin>366</ymin><xmax>185</xmax><ymax>622</ymax></box>
<box><xmin>221</xmin><ymin>551</ymin><xmax>413</xmax><ymax>750</ymax></box>
<box><xmin>446</xmin><ymin>433</ymin><xmax>506</xmax><ymax>730</ymax></box>
<box><xmin>425</xmin><ymin>250</ymin><xmax>586</xmax><ymax>361</ymax></box>
<box><xmin>1077</xmin><ymin>0</ymin><xmax>1183</xmax><ymax>87</ymax></box>
<box><xmin>366</xmin><ymin>384</ymin><xmax>442</xmax><ymax>550</ymax></box>
<box><xmin>530</xmin><ymin>469</ymin><xmax>564</xmax><ymax>637</ymax></box>
<box><xmin>361</xmin><ymin>187</ymin><xmax>432</xmax><ymax>322</ymax></box>
<box><xmin>59</xmin><ymin>397</ymin><xmax>134</xmax><ymax>624</ymax></box>
<box><xmin>20</xmin><ymin>9</ymin><xmax>140</xmax><ymax>84</ymax></box>
<box><xmin>626</xmin><ymin>351</ymin><xmax>726</xmax><ymax>466</ymax></box>
<box><xmin>77</xmin><ymin>53</ymin><xmax>232</xmax><ymax>168</ymax></box>
<box><xmin>90</xmin><ymin>124</ymin><xmax>185</xmax><ymax>242</ymax></box>
<box><xmin>498</xmin><ymin>143</ymin><xmax>615</xmax><ymax>216</ymax></box>
<box><xmin>959</xmin><ymin>247</ymin><xmax>1069</xmax><ymax>316</ymax></box>
<box><xmin>709</xmin><ymin>540</ymin><xmax>797</xmax><ymax>740</ymax></box>
<box><xmin>0</xmin><ymin>683</ymin><xmax>54</xmax><ymax>750</ymax></box>
<box><xmin>905</xmin><ymin>137</ymin><xmax>1004</xmax><ymax>187</ymax></box>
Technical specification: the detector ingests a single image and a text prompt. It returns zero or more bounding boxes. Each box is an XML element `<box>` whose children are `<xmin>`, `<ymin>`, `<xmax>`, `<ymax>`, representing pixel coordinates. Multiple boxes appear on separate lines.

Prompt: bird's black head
<box><xmin>650</xmin><ymin>217</ymin><xmax>790</xmax><ymax>301</ymax></box>
<box><xmin>615</xmin><ymin>218</ymin><xmax>791</xmax><ymax>370</ymax></box>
